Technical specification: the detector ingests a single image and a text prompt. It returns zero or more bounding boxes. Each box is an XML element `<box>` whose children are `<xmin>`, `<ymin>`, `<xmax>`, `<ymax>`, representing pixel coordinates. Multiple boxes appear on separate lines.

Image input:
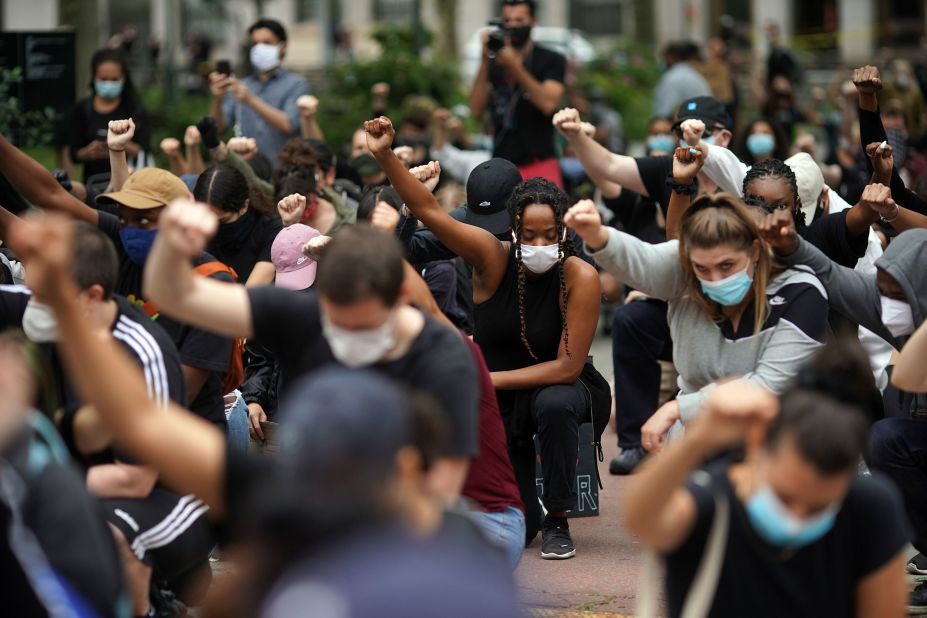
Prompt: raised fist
<box><xmin>297</xmin><ymin>95</ymin><xmax>319</xmax><ymax>117</ymax></box>
<box><xmin>228</xmin><ymin>137</ymin><xmax>258</xmax><ymax>160</ymax></box>
<box><xmin>864</xmin><ymin>141</ymin><xmax>894</xmax><ymax>180</ymax></box>
<box><xmin>672</xmin><ymin>145</ymin><xmax>705</xmax><ymax>185</ymax></box>
<box><xmin>277</xmin><ymin>193</ymin><xmax>308</xmax><ymax>227</ymax></box>
<box><xmin>157</xmin><ymin>199</ymin><xmax>219</xmax><ymax>259</ymax></box>
<box><xmin>160</xmin><ymin>137</ymin><xmax>182</xmax><ymax>158</ymax></box>
<box><xmin>679</xmin><ymin>119</ymin><xmax>706</xmax><ymax>147</ymax></box>
<box><xmin>852</xmin><ymin>65</ymin><xmax>882</xmax><ymax>95</ymax></box>
<box><xmin>564</xmin><ymin>199</ymin><xmax>608</xmax><ymax>251</ymax></box>
<box><xmin>859</xmin><ymin>182</ymin><xmax>899</xmax><ymax>220</ymax></box>
<box><xmin>370</xmin><ymin>202</ymin><xmax>400</xmax><ymax>233</ymax></box>
<box><xmin>363</xmin><ymin>117</ymin><xmax>396</xmax><ymax>155</ymax></box>
<box><xmin>757</xmin><ymin>208</ymin><xmax>799</xmax><ymax>256</ymax></box>
<box><xmin>409</xmin><ymin>161</ymin><xmax>442</xmax><ymax>193</ymax></box>
<box><xmin>107</xmin><ymin>118</ymin><xmax>136</xmax><ymax>151</ymax></box>
<box><xmin>552</xmin><ymin>108</ymin><xmax>584</xmax><ymax>139</ymax></box>
<box><xmin>184</xmin><ymin>125</ymin><xmax>202</xmax><ymax>147</ymax></box>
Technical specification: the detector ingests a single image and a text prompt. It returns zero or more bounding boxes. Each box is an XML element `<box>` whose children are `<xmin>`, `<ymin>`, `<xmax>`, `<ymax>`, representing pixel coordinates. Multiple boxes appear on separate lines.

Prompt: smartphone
<box><xmin>216</xmin><ymin>59</ymin><xmax>232</xmax><ymax>76</ymax></box>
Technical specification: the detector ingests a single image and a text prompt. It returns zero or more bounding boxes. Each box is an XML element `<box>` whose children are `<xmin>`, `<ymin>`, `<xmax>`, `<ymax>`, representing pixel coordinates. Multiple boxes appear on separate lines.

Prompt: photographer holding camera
<box><xmin>469</xmin><ymin>0</ymin><xmax>566</xmax><ymax>186</ymax></box>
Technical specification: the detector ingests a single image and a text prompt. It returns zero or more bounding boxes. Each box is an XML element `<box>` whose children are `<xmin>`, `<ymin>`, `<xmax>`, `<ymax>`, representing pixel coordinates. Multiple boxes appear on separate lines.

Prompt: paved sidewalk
<box><xmin>514</xmin><ymin>331</ymin><xmax>656</xmax><ymax>617</ymax></box>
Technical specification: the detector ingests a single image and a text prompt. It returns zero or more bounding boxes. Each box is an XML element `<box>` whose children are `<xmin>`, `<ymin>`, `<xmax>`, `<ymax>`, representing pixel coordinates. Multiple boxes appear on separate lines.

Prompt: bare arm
<box><xmin>143</xmin><ymin>200</ymin><xmax>254</xmax><ymax>339</ymax></box>
<box><xmin>665</xmin><ymin>146</ymin><xmax>705</xmax><ymax>241</ymax></box>
<box><xmin>106</xmin><ymin>118</ymin><xmax>135</xmax><ymax>193</ymax></box>
<box><xmin>892</xmin><ymin>318</ymin><xmax>927</xmax><ymax>392</ymax></box>
<box><xmin>6</xmin><ymin>214</ymin><xmax>226</xmax><ymax>514</ymax></box>
<box><xmin>297</xmin><ymin>95</ymin><xmax>324</xmax><ymax>140</ymax></box>
<box><xmin>854</xmin><ymin>552</ymin><xmax>907</xmax><ymax>618</ymax></box>
<box><xmin>160</xmin><ymin>138</ymin><xmax>189</xmax><ymax>176</ymax></box>
<box><xmin>623</xmin><ymin>382</ymin><xmax>778</xmax><ymax>553</ymax></box>
<box><xmin>367</xmin><ymin>117</ymin><xmax>507</xmax><ymax>280</ymax></box>
<box><xmin>184</xmin><ymin>126</ymin><xmax>206</xmax><ymax>175</ymax></box>
<box><xmin>496</xmin><ymin>50</ymin><xmax>564</xmax><ymax>117</ymax></box>
<box><xmin>0</xmin><ymin>136</ymin><xmax>97</xmax><ymax>224</ymax></box>
<box><xmin>245</xmin><ymin>261</ymin><xmax>276</xmax><ymax>288</ymax></box>
<box><xmin>491</xmin><ymin>259</ymin><xmax>600</xmax><ymax>389</ymax></box>
<box><xmin>553</xmin><ymin>108</ymin><xmax>649</xmax><ymax>196</ymax></box>
<box><xmin>86</xmin><ymin>462</ymin><xmax>158</xmax><ymax>500</ymax></box>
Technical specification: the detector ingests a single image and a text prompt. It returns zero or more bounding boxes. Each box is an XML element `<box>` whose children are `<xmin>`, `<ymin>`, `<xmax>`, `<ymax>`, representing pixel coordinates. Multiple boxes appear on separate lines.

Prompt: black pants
<box><xmin>611</xmin><ymin>299</ymin><xmax>673</xmax><ymax>449</ymax></box>
<box><xmin>868</xmin><ymin>417</ymin><xmax>927</xmax><ymax>554</ymax></box>
<box><xmin>502</xmin><ymin>379</ymin><xmax>609</xmax><ymax>544</ymax></box>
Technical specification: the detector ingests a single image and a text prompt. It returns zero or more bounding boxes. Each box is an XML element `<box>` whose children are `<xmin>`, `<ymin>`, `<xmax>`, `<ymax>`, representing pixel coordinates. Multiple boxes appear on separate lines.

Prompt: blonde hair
<box><xmin>677</xmin><ymin>193</ymin><xmax>781</xmax><ymax>334</ymax></box>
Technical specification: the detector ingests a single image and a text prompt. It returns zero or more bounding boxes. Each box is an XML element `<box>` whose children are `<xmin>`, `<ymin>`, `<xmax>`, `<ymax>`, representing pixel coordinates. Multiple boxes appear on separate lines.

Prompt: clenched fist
<box><xmin>297</xmin><ymin>95</ymin><xmax>319</xmax><ymax>117</ymax></box>
<box><xmin>160</xmin><ymin>138</ymin><xmax>182</xmax><ymax>158</ymax></box>
<box><xmin>364</xmin><ymin>117</ymin><xmax>396</xmax><ymax>155</ymax></box>
<box><xmin>409</xmin><ymin>161</ymin><xmax>442</xmax><ymax>193</ymax></box>
<box><xmin>277</xmin><ymin>193</ymin><xmax>308</xmax><ymax>227</ymax></box>
<box><xmin>107</xmin><ymin>118</ymin><xmax>136</xmax><ymax>151</ymax></box>
<box><xmin>564</xmin><ymin>199</ymin><xmax>608</xmax><ymax>252</ymax></box>
<box><xmin>552</xmin><ymin>108</ymin><xmax>585</xmax><ymax>140</ymax></box>
<box><xmin>157</xmin><ymin>199</ymin><xmax>219</xmax><ymax>259</ymax></box>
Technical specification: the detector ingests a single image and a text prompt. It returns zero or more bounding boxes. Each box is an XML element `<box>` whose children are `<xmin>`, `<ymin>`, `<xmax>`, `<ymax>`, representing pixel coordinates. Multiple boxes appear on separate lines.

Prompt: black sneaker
<box><xmin>909</xmin><ymin>582</ymin><xmax>927</xmax><ymax>615</ymax></box>
<box><xmin>541</xmin><ymin>516</ymin><xmax>575</xmax><ymax>560</ymax></box>
<box><xmin>609</xmin><ymin>447</ymin><xmax>646</xmax><ymax>475</ymax></box>
<box><xmin>909</xmin><ymin>553</ymin><xmax>927</xmax><ymax>576</ymax></box>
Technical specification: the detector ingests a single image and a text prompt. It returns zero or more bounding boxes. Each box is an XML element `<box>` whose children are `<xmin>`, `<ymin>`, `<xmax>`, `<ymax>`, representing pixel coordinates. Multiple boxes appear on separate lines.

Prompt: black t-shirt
<box><xmin>489</xmin><ymin>44</ymin><xmax>566</xmax><ymax>164</ymax></box>
<box><xmin>207</xmin><ymin>211</ymin><xmax>283</xmax><ymax>283</ymax></box>
<box><xmin>3</xmin><ymin>421</ymin><xmax>125</xmax><ymax>618</ymax></box>
<box><xmin>69</xmin><ymin>97</ymin><xmax>151</xmax><ymax>181</ymax></box>
<box><xmin>664</xmin><ymin>467</ymin><xmax>909</xmax><ymax>618</ymax></box>
<box><xmin>604</xmin><ymin>189</ymin><xmax>666</xmax><ymax>245</ymax></box>
<box><xmin>98</xmin><ymin>212</ymin><xmax>233</xmax><ymax>427</ymax></box>
<box><xmin>801</xmin><ymin>210</ymin><xmax>867</xmax><ymax>268</ymax></box>
<box><xmin>248</xmin><ymin>286</ymin><xmax>480</xmax><ymax>456</ymax></box>
<box><xmin>635</xmin><ymin>155</ymin><xmax>675</xmax><ymax>206</ymax></box>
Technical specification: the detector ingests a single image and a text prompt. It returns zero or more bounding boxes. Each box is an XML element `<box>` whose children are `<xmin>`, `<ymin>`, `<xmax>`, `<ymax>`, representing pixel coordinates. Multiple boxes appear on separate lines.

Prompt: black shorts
<box><xmin>103</xmin><ymin>488</ymin><xmax>215</xmax><ymax>580</ymax></box>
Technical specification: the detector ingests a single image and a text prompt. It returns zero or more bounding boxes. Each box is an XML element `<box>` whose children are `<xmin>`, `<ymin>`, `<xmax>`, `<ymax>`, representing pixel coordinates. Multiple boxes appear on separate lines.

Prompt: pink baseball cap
<box><xmin>272</xmin><ymin>224</ymin><xmax>321</xmax><ymax>290</ymax></box>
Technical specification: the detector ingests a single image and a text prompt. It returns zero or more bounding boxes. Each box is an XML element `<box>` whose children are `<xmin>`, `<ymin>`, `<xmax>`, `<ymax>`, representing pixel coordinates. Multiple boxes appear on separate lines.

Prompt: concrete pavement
<box><xmin>514</xmin><ymin>330</ymin><xmax>657</xmax><ymax>617</ymax></box>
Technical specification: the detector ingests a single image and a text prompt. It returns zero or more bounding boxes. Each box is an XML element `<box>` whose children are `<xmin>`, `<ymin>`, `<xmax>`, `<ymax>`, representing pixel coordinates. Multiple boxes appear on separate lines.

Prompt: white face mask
<box><xmin>520</xmin><ymin>243</ymin><xmax>561</xmax><ymax>274</ymax></box>
<box><xmin>22</xmin><ymin>298</ymin><xmax>59</xmax><ymax>343</ymax></box>
<box><xmin>321</xmin><ymin>311</ymin><xmax>397</xmax><ymax>368</ymax></box>
<box><xmin>881</xmin><ymin>296</ymin><xmax>915</xmax><ymax>338</ymax></box>
<box><xmin>250</xmin><ymin>43</ymin><xmax>281</xmax><ymax>73</ymax></box>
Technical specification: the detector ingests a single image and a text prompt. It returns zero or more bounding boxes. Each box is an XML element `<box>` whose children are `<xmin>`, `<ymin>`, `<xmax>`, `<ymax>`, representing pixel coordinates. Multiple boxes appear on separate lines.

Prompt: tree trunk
<box><xmin>435</xmin><ymin>0</ymin><xmax>458</xmax><ymax>61</ymax></box>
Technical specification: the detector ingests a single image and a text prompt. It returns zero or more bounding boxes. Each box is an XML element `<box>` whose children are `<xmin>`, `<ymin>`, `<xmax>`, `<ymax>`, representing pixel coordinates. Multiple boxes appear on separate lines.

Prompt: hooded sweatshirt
<box><xmin>780</xmin><ymin>229</ymin><xmax>927</xmax><ymax>351</ymax></box>
<box><xmin>587</xmin><ymin>228</ymin><xmax>828</xmax><ymax>422</ymax></box>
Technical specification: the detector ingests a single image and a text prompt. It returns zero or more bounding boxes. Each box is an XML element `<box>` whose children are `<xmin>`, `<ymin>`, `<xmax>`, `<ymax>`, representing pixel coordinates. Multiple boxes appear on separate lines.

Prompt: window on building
<box><xmin>570</xmin><ymin>0</ymin><xmax>624</xmax><ymax>36</ymax></box>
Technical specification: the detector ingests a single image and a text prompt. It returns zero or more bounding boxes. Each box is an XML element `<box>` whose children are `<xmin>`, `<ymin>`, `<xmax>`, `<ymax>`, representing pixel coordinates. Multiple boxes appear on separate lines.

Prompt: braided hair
<box><xmin>506</xmin><ymin>178</ymin><xmax>576</xmax><ymax>361</ymax></box>
<box><xmin>742</xmin><ymin>159</ymin><xmax>806</xmax><ymax>229</ymax></box>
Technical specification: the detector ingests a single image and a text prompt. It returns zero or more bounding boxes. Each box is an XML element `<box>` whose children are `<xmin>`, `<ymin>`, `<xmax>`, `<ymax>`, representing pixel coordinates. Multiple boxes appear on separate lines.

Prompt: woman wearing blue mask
<box><xmin>566</xmin><ymin>193</ymin><xmax>828</xmax><ymax>454</ymax></box>
<box><xmin>622</xmin><ymin>349</ymin><xmax>908</xmax><ymax>618</ymax></box>
<box><xmin>739</xmin><ymin>118</ymin><xmax>786</xmax><ymax>165</ymax></box>
<box><xmin>69</xmin><ymin>48</ymin><xmax>149</xmax><ymax>183</ymax></box>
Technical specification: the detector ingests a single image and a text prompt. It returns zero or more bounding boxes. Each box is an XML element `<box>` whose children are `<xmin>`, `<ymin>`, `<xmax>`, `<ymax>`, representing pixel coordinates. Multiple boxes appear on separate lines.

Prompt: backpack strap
<box><xmin>637</xmin><ymin>470</ymin><xmax>730</xmax><ymax>618</ymax></box>
<box><xmin>193</xmin><ymin>261</ymin><xmax>239</xmax><ymax>282</ymax></box>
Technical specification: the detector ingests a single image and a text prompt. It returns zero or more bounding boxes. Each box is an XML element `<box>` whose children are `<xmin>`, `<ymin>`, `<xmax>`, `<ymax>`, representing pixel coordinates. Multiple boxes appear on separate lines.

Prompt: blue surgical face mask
<box><xmin>747</xmin><ymin>133</ymin><xmax>776</xmax><ymax>157</ymax></box>
<box><xmin>746</xmin><ymin>485</ymin><xmax>838</xmax><ymax>549</ymax></box>
<box><xmin>119</xmin><ymin>227</ymin><xmax>158</xmax><ymax>266</ymax></box>
<box><xmin>95</xmin><ymin>79</ymin><xmax>124</xmax><ymax>100</ymax></box>
<box><xmin>647</xmin><ymin>134</ymin><xmax>676</xmax><ymax>155</ymax></box>
<box><xmin>699</xmin><ymin>267</ymin><xmax>753</xmax><ymax>306</ymax></box>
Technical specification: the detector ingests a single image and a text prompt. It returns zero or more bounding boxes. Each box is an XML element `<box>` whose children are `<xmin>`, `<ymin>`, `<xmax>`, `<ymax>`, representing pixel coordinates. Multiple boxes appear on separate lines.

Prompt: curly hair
<box><xmin>506</xmin><ymin>177</ymin><xmax>576</xmax><ymax>361</ymax></box>
<box><xmin>742</xmin><ymin>158</ymin><xmax>805</xmax><ymax>229</ymax></box>
<box><xmin>277</xmin><ymin>138</ymin><xmax>320</xmax><ymax>171</ymax></box>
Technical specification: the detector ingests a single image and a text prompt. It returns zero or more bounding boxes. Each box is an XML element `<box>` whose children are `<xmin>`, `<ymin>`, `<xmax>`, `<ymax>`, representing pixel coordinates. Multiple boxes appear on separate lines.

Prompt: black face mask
<box><xmin>507</xmin><ymin>25</ymin><xmax>532</xmax><ymax>48</ymax></box>
<box><xmin>215</xmin><ymin>208</ymin><xmax>256</xmax><ymax>246</ymax></box>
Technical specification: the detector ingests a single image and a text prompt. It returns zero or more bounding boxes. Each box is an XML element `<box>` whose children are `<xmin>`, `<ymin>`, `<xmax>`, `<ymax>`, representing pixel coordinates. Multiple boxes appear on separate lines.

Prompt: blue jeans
<box><xmin>471</xmin><ymin>506</ymin><xmax>526</xmax><ymax>570</ymax></box>
<box><xmin>224</xmin><ymin>391</ymin><xmax>249</xmax><ymax>454</ymax></box>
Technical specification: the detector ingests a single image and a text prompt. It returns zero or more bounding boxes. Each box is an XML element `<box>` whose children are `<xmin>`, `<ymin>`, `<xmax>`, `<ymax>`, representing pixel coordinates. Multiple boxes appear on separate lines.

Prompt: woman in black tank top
<box><xmin>367</xmin><ymin>117</ymin><xmax>611</xmax><ymax>559</ymax></box>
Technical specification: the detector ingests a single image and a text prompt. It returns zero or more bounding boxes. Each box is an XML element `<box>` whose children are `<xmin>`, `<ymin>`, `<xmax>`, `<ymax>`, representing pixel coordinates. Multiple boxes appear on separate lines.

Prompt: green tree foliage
<box><xmin>0</xmin><ymin>68</ymin><xmax>58</xmax><ymax>148</ymax></box>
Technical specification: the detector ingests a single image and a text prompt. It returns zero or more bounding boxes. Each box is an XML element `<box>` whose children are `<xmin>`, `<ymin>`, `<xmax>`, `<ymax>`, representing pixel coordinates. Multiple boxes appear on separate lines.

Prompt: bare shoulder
<box><xmin>563</xmin><ymin>255</ymin><xmax>599</xmax><ymax>282</ymax></box>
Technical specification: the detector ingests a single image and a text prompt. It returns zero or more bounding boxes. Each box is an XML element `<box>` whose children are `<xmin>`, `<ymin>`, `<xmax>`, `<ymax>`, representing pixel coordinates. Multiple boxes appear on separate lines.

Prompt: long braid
<box><xmin>507</xmin><ymin>177</ymin><xmax>574</xmax><ymax>361</ymax></box>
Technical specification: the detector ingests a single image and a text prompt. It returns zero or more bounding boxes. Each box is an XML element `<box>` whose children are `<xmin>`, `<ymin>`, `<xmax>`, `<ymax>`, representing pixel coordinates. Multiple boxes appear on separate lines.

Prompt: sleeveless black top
<box><xmin>473</xmin><ymin>246</ymin><xmax>563</xmax><ymax>372</ymax></box>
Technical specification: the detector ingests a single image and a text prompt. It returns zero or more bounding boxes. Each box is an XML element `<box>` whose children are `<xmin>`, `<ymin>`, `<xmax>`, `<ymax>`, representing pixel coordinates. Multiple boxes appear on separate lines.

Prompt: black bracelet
<box><xmin>665</xmin><ymin>175</ymin><xmax>698</xmax><ymax>196</ymax></box>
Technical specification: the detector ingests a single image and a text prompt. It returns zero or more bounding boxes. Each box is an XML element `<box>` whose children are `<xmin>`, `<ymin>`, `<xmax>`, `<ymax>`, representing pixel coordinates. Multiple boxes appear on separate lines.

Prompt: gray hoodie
<box><xmin>588</xmin><ymin>228</ymin><xmax>828</xmax><ymax>423</ymax></box>
<box><xmin>780</xmin><ymin>228</ymin><xmax>927</xmax><ymax>350</ymax></box>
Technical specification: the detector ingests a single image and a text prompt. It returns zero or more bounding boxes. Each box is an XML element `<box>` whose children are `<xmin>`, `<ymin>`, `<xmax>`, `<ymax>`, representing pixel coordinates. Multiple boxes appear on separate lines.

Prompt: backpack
<box><xmin>191</xmin><ymin>261</ymin><xmax>245</xmax><ymax>395</ymax></box>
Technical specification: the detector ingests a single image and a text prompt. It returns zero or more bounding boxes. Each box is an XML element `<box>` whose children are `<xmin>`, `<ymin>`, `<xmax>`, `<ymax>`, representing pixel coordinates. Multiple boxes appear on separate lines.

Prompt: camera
<box><xmin>486</xmin><ymin>19</ymin><xmax>506</xmax><ymax>58</ymax></box>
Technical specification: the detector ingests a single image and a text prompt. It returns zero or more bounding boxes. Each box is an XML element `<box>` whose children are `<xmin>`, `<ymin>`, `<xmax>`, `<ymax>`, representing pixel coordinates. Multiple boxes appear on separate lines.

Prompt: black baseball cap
<box><xmin>450</xmin><ymin>158</ymin><xmax>522</xmax><ymax>235</ymax></box>
<box><xmin>672</xmin><ymin>96</ymin><xmax>732</xmax><ymax>132</ymax></box>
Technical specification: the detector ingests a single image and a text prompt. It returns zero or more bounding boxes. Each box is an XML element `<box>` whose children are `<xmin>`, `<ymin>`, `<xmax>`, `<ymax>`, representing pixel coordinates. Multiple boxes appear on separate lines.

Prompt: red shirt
<box><xmin>461</xmin><ymin>338</ymin><xmax>524</xmax><ymax>514</ymax></box>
